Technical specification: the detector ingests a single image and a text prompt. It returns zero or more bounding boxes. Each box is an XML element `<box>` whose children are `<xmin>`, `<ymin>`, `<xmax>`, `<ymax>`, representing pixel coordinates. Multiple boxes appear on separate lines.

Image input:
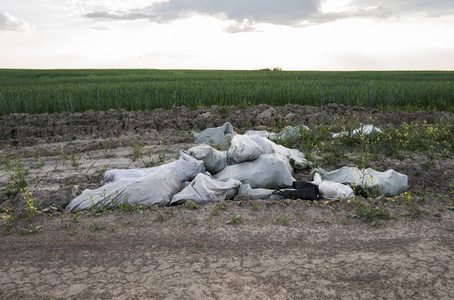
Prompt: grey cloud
<box><xmin>83</xmin><ymin>0</ymin><xmax>454</xmax><ymax>31</ymax></box>
<box><xmin>224</xmin><ymin>20</ymin><xmax>259</xmax><ymax>34</ymax></box>
<box><xmin>89</xmin><ymin>25</ymin><xmax>111</xmax><ymax>31</ymax></box>
<box><xmin>350</xmin><ymin>0</ymin><xmax>454</xmax><ymax>17</ymax></box>
<box><xmin>85</xmin><ymin>0</ymin><xmax>321</xmax><ymax>25</ymax></box>
<box><xmin>0</xmin><ymin>12</ymin><xmax>31</xmax><ymax>31</ymax></box>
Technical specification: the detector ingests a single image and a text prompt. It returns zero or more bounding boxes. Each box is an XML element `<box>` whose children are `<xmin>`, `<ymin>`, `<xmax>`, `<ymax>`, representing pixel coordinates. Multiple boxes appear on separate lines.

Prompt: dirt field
<box><xmin>1</xmin><ymin>104</ymin><xmax>454</xmax><ymax>299</ymax></box>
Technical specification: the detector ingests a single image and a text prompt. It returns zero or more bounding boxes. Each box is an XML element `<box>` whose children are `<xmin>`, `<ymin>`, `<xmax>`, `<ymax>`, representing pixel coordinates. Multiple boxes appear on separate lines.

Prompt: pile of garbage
<box><xmin>66</xmin><ymin>122</ymin><xmax>408</xmax><ymax>212</ymax></box>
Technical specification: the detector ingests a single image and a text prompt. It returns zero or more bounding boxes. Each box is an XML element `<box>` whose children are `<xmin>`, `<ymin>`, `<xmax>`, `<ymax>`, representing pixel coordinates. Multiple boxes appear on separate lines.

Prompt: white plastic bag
<box><xmin>104</xmin><ymin>151</ymin><xmax>205</xmax><ymax>183</ymax></box>
<box><xmin>332</xmin><ymin>124</ymin><xmax>382</xmax><ymax>138</ymax></box>
<box><xmin>170</xmin><ymin>173</ymin><xmax>240</xmax><ymax>205</ymax></box>
<box><xmin>237</xmin><ymin>183</ymin><xmax>281</xmax><ymax>200</ymax></box>
<box><xmin>188</xmin><ymin>145</ymin><xmax>229</xmax><ymax>174</ymax></box>
<box><xmin>313</xmin><ymin>173</ymin><xmax>355</xmax><ymax>201</ymax></box>
<box><xmin>67</xmin><ymin>169</ymin><xmax>183</xmax><ymax>212</ymax></box>
<box><xmin>228</xmin><ymin>135</ymin><xmax>274</xmax><ymax>163</ymax></box>
<box><xmin>317</xmin><ymin>167</ymin><xmax>408</xmax><ymax>196</ymax></box>
<box><xmin>228</xmin><ymin>134</ymin><xmax>311</xmax><ymax>168</ymax></box>
<box><xmin>192</xmin><ymin>122</ymin><xmax>236</xmax><ymax>144</ymax></box>
<box><xmin>213</xmin><ymin>153</ymin><xmax>295</xmax><ymax>189</ymax></box>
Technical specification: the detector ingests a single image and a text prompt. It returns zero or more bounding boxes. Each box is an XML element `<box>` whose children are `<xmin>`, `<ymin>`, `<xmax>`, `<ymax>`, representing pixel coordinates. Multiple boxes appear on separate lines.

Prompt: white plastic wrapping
<box><xmin>313</xmin><ymin>173</ymin><xmax>355</xmax><ymax>201</ymax></box>
<box><xmin>332</xmin><ymin>124</ymin><xmax>382</xmax><ymax>138</ymax></box>
<box><xmin>104</xmin><ymin>151</ymin><xmax>205</xmax><ymax>183</ymax></box>
<box><xmin>317</xmin><ymin>166</ymin><xmax>408</xmax><ymax>197</ymax></box>
<box><xmin>188</xmin><ymin>145</ymin><xmax>229</xmax><ymax>174</ymax></box>
<box><xmin>192</xmin><ymin>122</ymin><xmax>236</xmax><ymax>145</ymax></box>
<box><xmin>213</xmin><ymin>153</ymin><xmax>295</xmax><ymax>189</ymax></box>
<box><xmin>67</xmin><ymin>170</ymin><xmax>184</xmax><ymax>212</ymax></box>
<box><xmin>170</xmin><ymin>173</ymin><xmax>240</xmax><ymax>205</ymax></box>
<box><xmin>237</xmin><ymin>183</ymin><xmax>281</xmax><ymax>200</ymax></box>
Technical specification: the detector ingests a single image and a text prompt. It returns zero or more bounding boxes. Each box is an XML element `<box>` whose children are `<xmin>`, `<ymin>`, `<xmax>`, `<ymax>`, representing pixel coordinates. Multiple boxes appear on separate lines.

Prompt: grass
<box><xmin>0</xmin><ymin>69</ymin><xmax>453</xmax><ymax>115</ymax></box>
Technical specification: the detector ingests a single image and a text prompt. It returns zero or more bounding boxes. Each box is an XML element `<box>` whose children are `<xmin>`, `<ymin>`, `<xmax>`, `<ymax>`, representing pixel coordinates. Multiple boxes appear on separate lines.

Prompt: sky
<box><xmin>1</xmin><ymin>0</ymin><xmax>453</xmax><ymax>70</ymax></box>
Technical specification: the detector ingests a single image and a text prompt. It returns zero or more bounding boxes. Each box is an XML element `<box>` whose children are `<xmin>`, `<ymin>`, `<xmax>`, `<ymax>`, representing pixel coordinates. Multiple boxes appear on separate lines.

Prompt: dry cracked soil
<box><xmin>1</xmin><ymin>104</ymin><xmax>453</xmax><ymax>299</ymax></box>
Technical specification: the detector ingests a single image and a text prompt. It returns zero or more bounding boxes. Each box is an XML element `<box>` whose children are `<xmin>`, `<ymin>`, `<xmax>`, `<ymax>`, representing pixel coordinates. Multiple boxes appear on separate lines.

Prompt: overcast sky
<box><xmin>1</xmin><ymin>0</ymin><xmax>453</xmax><ymax>70</ymax></box>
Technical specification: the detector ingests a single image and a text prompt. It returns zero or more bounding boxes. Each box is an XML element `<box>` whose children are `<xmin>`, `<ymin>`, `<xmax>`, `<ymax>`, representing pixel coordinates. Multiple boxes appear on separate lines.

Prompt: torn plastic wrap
<box><xmin>213</xmin><ymin>153</ymin><xmax>295</xmax><ymax>189</ymax></box>
<box><xmin>171</xmin><ymin>173</ymin><xmax>241</xmax><ymax>205</ymax></box>
<box><xmin>192</xmin><ymin>122</ymin><xmax>236</xmax><ymax>144</ymax></box>
<box><xmin>317</xmin><ymin>166</ymin><xmax>408</xmax><ymax>197</ymax></box>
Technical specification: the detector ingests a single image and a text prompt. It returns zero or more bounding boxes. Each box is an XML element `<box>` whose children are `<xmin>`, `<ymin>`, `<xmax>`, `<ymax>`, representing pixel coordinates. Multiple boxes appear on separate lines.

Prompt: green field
<box><xmin>0</xmin><ymin>69</ymin><xmax>453</xmax><ymax>115</ymax></box>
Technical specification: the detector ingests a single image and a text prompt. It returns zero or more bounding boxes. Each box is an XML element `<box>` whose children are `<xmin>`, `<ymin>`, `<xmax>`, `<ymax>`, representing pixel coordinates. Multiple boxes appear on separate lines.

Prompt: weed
<box><xmin>70</xmin><ymin>152</ymin><xmax>81</xmax><ymax>167</ymax></box>
<box><xmin>276</xmin><ymin>217</ymin><xmax>290</xmax><ymax>226</ymax></box>
<box><xmin>348</xmin><ymin>198</ymin><xmax>391</xmax><ymax>224</ymax></box>
<box><xmin>185</xmin><ymin>201</ymin><xmax>197</xmax><ymax>210</ymax></box>
<box><xmin>227</xmin><ymin>214</ymin><xmax>242</xmax><ymax>225</ymax></box>
<box><xmin>153</xmin><ymin>212</ymin><xmax>166</xmax><ymax>223</ymax></box>
<box><xmin>211</xmin><ymin>202</ymin><xmax>226</xmax><ymax>216</ymax></box>
<box><xmin>3</xmin><ymin>155</ymin><xmax>29</xmax><ymax>197</ymax></box>
<box><xmin>23</xmin><ymin>189</ymin><xmax>38</xmax><ymax>225</ymax></box>
<box><xmin>401</xmin><ymin>205</ymin><xmax>430</xmax><ymax>219</ymax></box>
<box><xmin>102</xmin><ymin>140</ymin><xmax>116</xmax><ymax>158</ymax></box>
<box><xmin>72</xmin><ymin>209</ymin><xmax>81</xmax><ymax>223</ymax></box>
<box><xmin>2</xmin><ymin>206</ymin><xmax>15</xmax><ymax>234</ymax></box>
<box><xmin>130</xmin><ymin>136</ymin><xmax>145</xmax><ymax>160</ymax></box>
<box><xmin>91</xmin><ymin>221</ymin><xmax>105</xmax><ymax>231</ymax></box>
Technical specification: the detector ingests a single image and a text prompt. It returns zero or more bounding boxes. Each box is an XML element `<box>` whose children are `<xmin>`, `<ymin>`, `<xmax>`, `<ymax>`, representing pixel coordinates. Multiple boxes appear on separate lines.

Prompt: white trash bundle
<box><xmin>192</xmin><ymin>122</ymin><xmax>236</xmax><ymax>145</ymax></box>
<box><xmin>171</xmin><ymin>173</ymin><xmax>240</xmax><ymax>205</ymax></box>
<box><xmin>317</xmin><ymin>166</ymin><xmax>408</xmax><ymax>196</ymax></box>
<box><xmin>213</xmin><ymin>153</ymin><xmax>295</xmax><ymax>189</ymax></box>
<box><xmin>237</xmin><ymin>183</ymin><xmax>281</xmax><ymax>200</ymax></box>
<box><xmin>228</xmin><ymin>134</ymin><xmax>274</xmax><ymax>163</ymax></box>
<box><xmin>244</xmin><ymin>125</ymin><xmax>311</xmax><ymax>141</ymax></box>
<box><xmin>66</xmin><ymin>151</ymin><xmax>206</xmax><ymax>212</ymax></box>
<box><xmin>332</xmin><ymin>124</ymin><xmax>382</xmax><ymax>138</ymax></box>
<box><xmin>228</xmin><ymin>134</ymin><xmax>311</xmax><ymax>168</ymax></box>
<box><xmin>312</xmin><ymin>173</ymin><xmax>355</xmax><ymax>200</ymax></box>
<box><xmin>188</xmin><ymin>145</ymin><xmax>229</xmax><ymax>174</ymax></box>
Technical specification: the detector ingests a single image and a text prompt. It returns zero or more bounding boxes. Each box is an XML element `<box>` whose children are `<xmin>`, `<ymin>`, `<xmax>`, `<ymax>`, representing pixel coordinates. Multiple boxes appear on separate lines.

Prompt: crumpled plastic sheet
<box><xmin>188</xmin><ymin>145</ymin><xmax>229</xmax><ymax>174</ymax></box>
<box><xmin>213</xmin><ymin>153</ymin><xmax>295</xmax><ymax>189</ymax></box>
<box><xmin>313</xmin><ymin>173</ymin><xmax>355</xmax><ymax>201</ymax></box>
<box><xmin>66</xmin><ymin>151</ymin><xmax>206</xmax><ymax>211</ymax></box>
<box><xmin>171</xmin><ymin>173</ymin><xmax>241</xmax><ymax>205</ymax></box>
<box><xmin>237</xmin><ymin>183</ymin><xmax>282</xmax><ymax>200</ymax></box>
<box><xmin>332</xmin><ymin>124</ymin><xmax>382</xmax><ymax>138</ymax></box>
<box><xmin>228</xmin><ymin>134</ymin><xmax>311</xmax><ymax>168</ymax></box>
<box><xmin>192</xmin><ymin>122</ymin><xmax>236</xmax><ymax>145</ymax></box>
<box><xmin>317</xmin><ymin>166</ymin><xmax>408</xmax><ymax>197</ymax></box>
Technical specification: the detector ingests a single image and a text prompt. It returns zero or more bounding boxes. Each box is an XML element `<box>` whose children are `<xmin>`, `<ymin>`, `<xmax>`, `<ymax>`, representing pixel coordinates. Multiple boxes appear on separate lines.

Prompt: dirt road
<box><xmin>1</xmin><ymin>202</ymin><xmax>454</xmax><ymax>299</ymax></box>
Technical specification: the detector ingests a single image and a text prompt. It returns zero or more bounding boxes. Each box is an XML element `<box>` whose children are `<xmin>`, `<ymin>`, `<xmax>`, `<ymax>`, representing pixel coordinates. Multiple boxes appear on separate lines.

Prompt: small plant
<box><xmin>72</xmin><ymin>209</ymin><xmax>81</xmax><ymax>223</ymax></box>
<box><xmin>70</xmin><ymin>152</ymin><xmax>81</xmax><ymax>167</ymax></box>
<box><xmin>227</xmin><ymin>214</ymin><xmax>242</xmax><ymax>225</ymax></box>
<box><xmin>211</xmin><ymin>202</ymin><xmax>226</xmax><ymax>216</ymax></box>
<box><xmin>23</xmin><ymin>189</ymin><xmax>38</xmax><ymax>225</ymax></box>
<box><xmin>130</xmin><ymin>136</ymin><xmax>145</xmax><ymax>160</ymax></box>
<box><xmin>401</xmin><ymin>205</ymin><xmax>430</xmax><ymax>219</ymax></box>
<box><xmin>347</xmin><ymin>198</ymin><xmax>391</xmax><ymax>225</ymax></box>
<box><xmin>102</xmin><ymin>140</ymin><xmax>116</xmax><ymax>158</ymax></box>
<box><xmin>91</xmin><ymin>221</ymin><xmax>105</xmax><ymax>231</ymax></box>
<box><xmin>276</xmin><ymin>217</ymin><xmax>290</xmax><ymax>226</ymax></box>
<box><xmin>3</xmin><ymin>155</ymin><xmax>29</xmax><ymax>197</ymax></box>
<box><xmin>153</xmin><ymin>212</ymin><xmax>166</xmax><ymax>223</ymax></box>
<box><xmin>2</xmin><ymin>206</ymin><xmax>15</xmax><ymax>234</ymax></box>
<box><xmin>185</xmin><ymin>201</ymin><xmax>197</xmax><ymax>210</ymax></box>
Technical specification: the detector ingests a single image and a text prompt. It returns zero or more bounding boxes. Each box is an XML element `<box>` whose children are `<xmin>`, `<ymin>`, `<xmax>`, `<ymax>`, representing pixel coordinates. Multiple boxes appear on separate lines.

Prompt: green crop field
<box><xmin>0</xmin><ymin>69</ymin><xmax>453</xmax><ymax>115</ymax></box>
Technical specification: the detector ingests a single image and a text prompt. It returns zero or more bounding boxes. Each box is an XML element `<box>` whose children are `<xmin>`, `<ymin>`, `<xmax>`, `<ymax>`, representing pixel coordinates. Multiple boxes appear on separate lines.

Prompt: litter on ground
<box><xmin>66</xmin><ymin>124</ymin><xmax>408</xmax><ymax>210</ymax></box>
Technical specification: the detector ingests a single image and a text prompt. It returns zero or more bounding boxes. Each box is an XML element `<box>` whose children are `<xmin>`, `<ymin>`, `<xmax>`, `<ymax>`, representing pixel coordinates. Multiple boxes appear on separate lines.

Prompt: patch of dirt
<box><xmin>1</xmin><ymin>104</ymin><xmax>454</xmax><ymax>299</ymax></box>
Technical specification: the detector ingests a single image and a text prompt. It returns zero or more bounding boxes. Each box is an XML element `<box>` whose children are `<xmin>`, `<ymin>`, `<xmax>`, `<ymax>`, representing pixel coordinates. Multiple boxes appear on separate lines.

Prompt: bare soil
<box><xmin>1</xmin><ymin>104</ymin><xmax>454</xmax><ymax>299</ymax></box>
